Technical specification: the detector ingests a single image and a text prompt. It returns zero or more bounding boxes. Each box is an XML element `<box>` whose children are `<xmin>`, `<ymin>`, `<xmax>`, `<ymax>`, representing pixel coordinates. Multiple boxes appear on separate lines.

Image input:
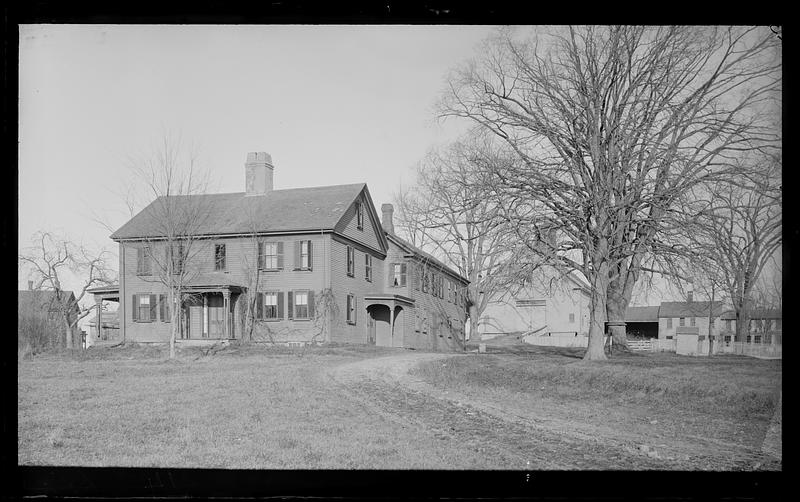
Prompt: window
<box><xmin>666</xmin><ymin>335</ymin><xmax>673</xmax><ymax>340</ymax></box>
<box><xmin>413</xmin><ymin>264</ymin><xmax>420</xmax><ymax>291</ymax></box>
<box><xmin>346</xmin><ymin>294</ymin><xmax>356</xmax><ymax>324</ymax></box>
<box><xmin>166</xmin><ymin>243</ymin><xmax>184</xmax><ymax>274</ymax></box>
<box><xmin>356</xmin><ymin>201</ymin><xmax>364</xmax><ymax>230</ymax></box>
<box><xmin>569</xmin><ymin>313</ymin><xmax>575</xmax><ymax>323</ymax></box>
<box><xmin>137</xmin><ymin>246</ymin><xmax>152</xmax><ymax>275</ymax></box>
<box><xmin>159</xmin><ymin>294</ymin><xmax>170</xmax><ymax>323</ymax></box>
<box><xmin>346</xmin><ymin>246</ymin><xmax>355</xmax><ymax>277</ymax></box>
<box><xmin>264</xmin><ymin>292</ymin><xmax>279</xmax><ymax>320</ymax></box>
<box><xmin>690</xmin><ymin>316</ymin><xmax>696</xmax><ymax>327</ymax></box>
<box><xmin>679</xmin><ymin>317</ymin><xmax>685</xmax><ymax>327</ymax></box>
<box><xmin>132</xmin><ymin>294</ymin><xmax>155</xmax><ymax>322</ymax></box>
<box><xmin>516</xmin><ymin>299</ymin><xmax>546</xmax><ymax>307</ymax></box>
<box><xmin>295</xmin><ymin>240</ymin><xmax>312</xmax><ymax>270</ymax></box>
<box><xmin>365</xmin><ymin>254</ymin><xmax>372</xmax><ymax>282</ymax></box>
<box><xmin>667</xmin><ymin>318</ymin><xmax>673</xmax><ymax>329</ymax></box>
<box><xmin>391</xmin><ymin>263</ymin><xmax>407</xmax><ymax>287</ymax></box>
<box><xmin>724</xmin><ymin>335</ymin><xmax>732</xmax><ymax>344</ymax></box>
<box><xmin>754</xmin><ymin>334</ymin><xmax>762</xmax><ymax>344</ymax></box>
<box><xmin>214</xmin><ymin>244</ymin><xmax>226</xmax><ymax>271</ymax></box>
<box><xmin>259</xmin><ymin>242</ymin><xmax>283</xmax><ymax>270</ymax></box>
<box><xmin>291</xmin><ymin>290</ymin><xmax>313</xmax><ymax>319</ymax></box>
<box><xmin>422</xmin><ymin>311</ymin><xmax>428</xmax><ymax>334</ymax></box>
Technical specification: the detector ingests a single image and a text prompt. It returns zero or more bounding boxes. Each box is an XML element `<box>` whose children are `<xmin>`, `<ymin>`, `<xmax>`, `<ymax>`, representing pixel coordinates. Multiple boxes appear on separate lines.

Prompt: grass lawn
<box><xmin>18</xmin><ymin>340</ymin><xmax>781</xmax><ymax>470</ymax></box>
<box><xmin>18</xmin><ymin>343</ymin><xmax>507</xmax><ymax>469</ymax></box>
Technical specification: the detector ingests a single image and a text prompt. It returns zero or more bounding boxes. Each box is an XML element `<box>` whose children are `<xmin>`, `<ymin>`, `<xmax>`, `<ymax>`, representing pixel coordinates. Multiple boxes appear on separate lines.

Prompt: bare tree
<box><xmin>19</xmin><ymin>231</ymin><xmax>116</xmax><ymax>349</ymax></box>
<box><xmin>680</xmin><ymin>154</ymin><xmax>782</xmax><ymax>344</ymax></box>
<box><xmin>394</xmin><ymin>134</ymin><xmax>537</xmax><ymax>344</ymax></box>
<box><xmin>438</xmin><ymin>26</ymin><xmax>781</xmax><ymax>360</ymax></box>
<box><xmin>124</xmin><ymin>135</ymin><xmax>213</xmax><ymax>359</ymax></box>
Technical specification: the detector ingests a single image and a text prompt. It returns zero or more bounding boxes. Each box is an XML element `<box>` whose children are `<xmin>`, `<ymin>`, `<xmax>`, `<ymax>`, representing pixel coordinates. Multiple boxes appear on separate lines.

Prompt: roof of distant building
<box><xmin>658</xmin><ymin>301</ymin><xmax>723</xmax><ymax>318</ymax></box>
<box><xmin>720</xmin><ymin>308</ymin><xmax>782</xmax><ymax>320</ymax></box>
<box><xmin>625</xmin><ymin>306</ymin><xmax>660</xmax><ymax>322</ymax></box>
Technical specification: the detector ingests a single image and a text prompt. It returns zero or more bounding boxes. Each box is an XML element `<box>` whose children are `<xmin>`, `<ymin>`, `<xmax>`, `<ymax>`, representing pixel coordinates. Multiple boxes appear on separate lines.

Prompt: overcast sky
<box><xmin>18</xmin><ymin>24</ymin><xmax>495</xmax><ymax>294</ymax></box>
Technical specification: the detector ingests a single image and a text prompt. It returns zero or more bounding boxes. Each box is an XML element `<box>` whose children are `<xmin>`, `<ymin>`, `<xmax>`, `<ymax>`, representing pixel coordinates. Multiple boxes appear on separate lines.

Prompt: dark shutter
<box><xmin>307</xmin><ymin>290</ymin><xmax>315</xmax><ymax>319</ymax></box>
<box><xmin>287</xmin><ymin>291</ymin><xmax>294</xmax><ymax>319</ymax></box>
<box><xmin>159</xmin><ymin>294</ymin><xmax>165</xmax><ymax>322</ymax></box>
<box><xmin>294</xmin><ymin>241</ymin><xmax>301</xmax><ymax>270</ymax></box>
<box><xmin>307</xmin><ymin>240</ymin><xmax>313</xmax><ymax>270</ymax></box>
<box><xmin>277</xmin><ymin>291</ymin><xmax>284</xmax><ymax>319</ymax></box>
<box><xmin>352</xmin><ymin>295</ymin><xmax>356</xmax><ymax>324</ymax></box>
<box><xmin>346</xmin><ymin>295</ymin><xmax>352</xmax><ymax>322</ymax></box>
<box><xmin>132</xmin><ymin>294</ymin><xmax>139</xmax><ymax>321</ymax></box>
<box><xmin>256</xmin><ymin>292</ymin><xmax>263</xmax><ymax>320</ymax></box>
<box><xmin>277</xmin><ymin>241</ymin><xmax>284</xmax><ymax>269</ymax></box>
<box><xmin>257</xmin><ymin>242</ymin><xmax>265</xmax><ymax>270</ymax></box>
<box><xmin>149</xmin><ymin>294</ymin><xmax>157</xmax><ymax>322</ymax></box>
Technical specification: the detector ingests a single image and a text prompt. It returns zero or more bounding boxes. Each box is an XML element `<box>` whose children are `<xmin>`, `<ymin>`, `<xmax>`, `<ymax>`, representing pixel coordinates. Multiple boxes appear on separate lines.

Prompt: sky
<box><xmin>18</xmin><ymin>24</ymin><xmax>494</xmax><ymax>298</ymax></box>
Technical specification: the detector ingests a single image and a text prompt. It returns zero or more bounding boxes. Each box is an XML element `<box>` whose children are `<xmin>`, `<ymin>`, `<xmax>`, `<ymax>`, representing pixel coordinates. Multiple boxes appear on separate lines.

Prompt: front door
<box><xmin>208</xmin><ymin>294</ymin><xmax>225</xmax><ymax>338</ymax></box>
<box><xmin>189</xmin><ymin>305</ymin><xmax>204</xmax><ymax>338</ymax></box>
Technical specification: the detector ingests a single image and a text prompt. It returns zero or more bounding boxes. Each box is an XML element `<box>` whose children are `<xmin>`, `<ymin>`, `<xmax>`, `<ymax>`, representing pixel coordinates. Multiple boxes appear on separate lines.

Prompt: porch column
<box><xmin>203</xmin><ymin>295</ymin><xmax>208</xmax><ymax>338</ymax></box>
<box><xmin>96</xmin><ymin>299</ymin><xmax>102</xmax><ymax>341</ymax></box>
<box><xmin>389</xmin><ymin>303</ymin><xmax>394</xmax><ymax>346</ymax></box>
<box><xmin>223</xmin><ymin>290</ymin><xmax>231</xmax><ymax>339</ymax></box>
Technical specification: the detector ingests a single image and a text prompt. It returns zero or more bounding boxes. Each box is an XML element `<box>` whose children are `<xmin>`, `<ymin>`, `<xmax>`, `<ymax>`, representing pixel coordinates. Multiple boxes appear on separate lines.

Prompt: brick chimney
<box><xmin>245</xmin><ymin>152</ymin><xmax>274</xmax><ymax>196</ymax></box>
<box><xmin>381</xmin><ymin>203</ymin><xmax>395</xmax><ymax>235</ymax></box>
<box><xmin>687</xmin><ymin>279</ymin><xmax>694</xmax><ymax>302</ymax></box>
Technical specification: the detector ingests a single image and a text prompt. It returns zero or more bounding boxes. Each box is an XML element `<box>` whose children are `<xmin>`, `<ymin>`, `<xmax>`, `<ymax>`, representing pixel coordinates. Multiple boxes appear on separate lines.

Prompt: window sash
<box><xmin>365</xmin><ymin>254</ymin><xmax>372</xmax><ymax>282</ymax></box>
<box><xmin>300</xmin><ymin>241</ymin><xmax>310</xmax><ymax>269</ymax></box>
<box><xmin>392</xmin><ymin>263</ymin><xmax>407</xmax><ymax>287</ymax></box>
<box><xmin>264</xmin><ymin>292</ymin><xmax>279</xmax><ymax>319</ymax></box>
<box><xmin>347</xmin><ymin>246</ymin><xmax>354</xmax><ymax>276</ymax></box>
<box><xmin>356</xmin><ymin>202</ymin><xmax>364</xmax><ymax>229</ymax></box>
<box><xmin>215</xmin><ymin>244</ymin><xmax>226</xmax><ymax>271</ymax></box>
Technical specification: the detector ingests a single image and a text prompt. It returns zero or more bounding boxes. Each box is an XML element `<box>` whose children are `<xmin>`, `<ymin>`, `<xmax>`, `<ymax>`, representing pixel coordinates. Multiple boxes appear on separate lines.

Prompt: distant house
<box><xmin>109</xmin><ymin>151</ymin><xmax>469</xmax><ymax>351</ymax></box>
<box><xmin>657</xmin><ymin>297</ymin><xmax>723</xmax><ymax>342</ymax></box>
<box><xmin>18</xmin><ymin>284</ymin><xmax>81</xmax><ymax>348</ymax></box>
<box><xmin>479</xmin><ymin>270</ymin><xmax>591</xmax><ymax>339</ymax></box>
<box><xmin>624</xmin><ymin>306</ymin><xmax>660</xmax><ymax>338</ymax></box>
<box><xmin>720</xmin><ymin>308</ymin><xmax>782</xmax><ymax>345</ymax></box>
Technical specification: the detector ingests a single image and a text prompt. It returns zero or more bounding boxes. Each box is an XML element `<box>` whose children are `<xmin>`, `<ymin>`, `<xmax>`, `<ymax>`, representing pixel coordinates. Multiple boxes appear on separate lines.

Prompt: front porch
<box><xmin>364</xmin><ymin>293</ymin><xmax>414</xmax><ymax>347</ymax></box>
<box><xmin>179</xmin><ymin>280</ymin><xmax>244</xmax><ymax>341</ymax></box>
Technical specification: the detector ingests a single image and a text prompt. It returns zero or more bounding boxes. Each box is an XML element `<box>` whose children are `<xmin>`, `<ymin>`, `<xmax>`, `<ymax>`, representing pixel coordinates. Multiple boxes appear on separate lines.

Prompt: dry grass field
<box><xmin>17</xmin><ymin>340</ymin><xmax>781</xmax><ymax>471</ymax></box>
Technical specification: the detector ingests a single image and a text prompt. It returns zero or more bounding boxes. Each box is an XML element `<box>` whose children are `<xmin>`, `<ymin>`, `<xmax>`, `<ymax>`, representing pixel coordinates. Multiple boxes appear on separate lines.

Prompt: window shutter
<box><xmin>277</xmin><ymin>291</ymin><xmax>284</xmax><ymax>319</ymax></box>
<box><xmin>307</xmin><ymin>240</ymin><xmax>313</xmax><ymax>270</ymax></box>
<box><xmin>308</xmin><ymin>290</ymin><xmax>315</xmax><ymax>319</ymax></box>
<box><xmin>287</xmin><ymin>292</ymin><xmax>294</xmax><ymax>319</ymax></box>
<box><xmin>294</xmin><ymin>241</ymin><xmax>301</xmax><ymax>269</ymax></box>
<box><xmin>256</xmin><ymin>292</ymin><xmax>263</xmax><ymax>320</ymax></box>
<box><xmin>257</xmin><ymin>242</ymin><xmax>265</xmax><ymax>270</ymax></box>
<box><xmin>150</xmin><ymin>294</ymin><xmax>157</xmax><ymax>321</ymax></box>
<box><xmin>353</xmin><ymin>295</ymin><xmax>356</xmax><ymax>323</ymax></box>
<box><xmin>132</xmin><ymin>294</ymin><xmax>139</xmax><ymax>321</ymax></box>
<box><xmin>277</xmin><ymin>241</ymin><xmax>284</xmax><ymax>269</ymax></box>
<box><xmin>159</xmin><ymin>294</ymin><xmax>165</xmax><ymax>322</ymax></box>
<box><xmin>346</xmin><ymin>295</ymin><xmax>352</xmax><ymax>321</ymax></box>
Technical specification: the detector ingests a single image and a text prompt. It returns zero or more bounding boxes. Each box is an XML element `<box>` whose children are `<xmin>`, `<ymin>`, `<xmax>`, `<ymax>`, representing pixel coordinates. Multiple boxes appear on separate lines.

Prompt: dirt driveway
<box><xmin>328</xmin><ymin>351</ymin><xmax>780</xmax><ymax>470</ymax></box>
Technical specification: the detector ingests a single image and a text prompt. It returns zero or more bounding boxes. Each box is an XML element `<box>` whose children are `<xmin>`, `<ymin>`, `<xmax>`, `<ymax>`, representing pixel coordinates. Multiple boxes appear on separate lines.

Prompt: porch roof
<box><xmin>87</xmin><ymin>284</ymin><xmax>120</xmax><ymax>302</ymax></box>
<box><xmin>364</xmin><ymin>293</ymin><xmax>415</xmax><ymax>308</ymax></box>
<box><xmin>183</xmin><ymin>273</ymin><xmax>245</xmax><ymax>292</ymax></box>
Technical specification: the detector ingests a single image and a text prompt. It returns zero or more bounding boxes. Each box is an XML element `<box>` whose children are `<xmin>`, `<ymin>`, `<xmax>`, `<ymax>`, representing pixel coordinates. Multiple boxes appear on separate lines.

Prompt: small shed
<box><xmin>624</xmin><ymin>306</ymin><xmax>660</xmax><ymax>338</ymax></box>
<box><xmin>675</xmin><ymin>327</ymin><xmax>707</xmax><ymax>356</ymax></box>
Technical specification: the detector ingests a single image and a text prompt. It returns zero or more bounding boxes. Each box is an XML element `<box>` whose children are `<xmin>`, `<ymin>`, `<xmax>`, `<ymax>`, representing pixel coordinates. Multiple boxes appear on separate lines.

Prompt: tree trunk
<box><xmin>64</xmin><ymin>317</ymin><xmax>73</xmax><ymax>349</ymax></box>
<box><xmin>584</xmin><ymin>261</ymin><xmax>610</xmax><ymax>361</ymax></box>
<box><xmin>169</xmin><ymin>288</ymin><xmax>177</xmax><ymax>359</ymax></box>
<box><xmin>606</xmin><ymin>292</ymin><xmax>630</xmax><ymax>354</ymax></box>
<box><xmin>708</xmin><ymin>284</ymin><xmax>715</xmax><ymax>356</ymax></box>
<box><xmin>468</xmin><ymin>303</ymin><xmax>480</xmax><ymax>345</ymax></box>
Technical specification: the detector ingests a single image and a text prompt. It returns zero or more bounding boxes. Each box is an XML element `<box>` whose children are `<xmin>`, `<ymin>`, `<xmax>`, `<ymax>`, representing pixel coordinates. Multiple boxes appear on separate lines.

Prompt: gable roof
<box><xmin>111</xmin><ymin>183</ymin><xmax>374</xmax><ymax>243</ymax></box>
<box><xmin>386</xmin><ymin>233</ymin><xmax>469</xmax><ymax>285</ymax></box>
<box><xmin>18</xmin><ymin>290</ymin><xmax>78</xmax><ymax>312</ymax></box>
<box><xmin>625</xmin><ymin>306</ymin><xmax>660</xmax><ymax>322</ymax></box>
<box><xmin>720</xmin><ymin>308</ymin><xmax>782</xmax><ymax>320</ymax></box>
<box><xmin>658</xmin><ymin>301</ymin><xmax>723</xmax><ymax>318</ymax></box>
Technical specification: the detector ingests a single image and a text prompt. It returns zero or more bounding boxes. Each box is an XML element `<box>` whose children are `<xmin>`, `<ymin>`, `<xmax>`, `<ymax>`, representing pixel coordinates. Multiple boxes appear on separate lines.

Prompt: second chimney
<box><xmin>381</xmin><ymin>203</ymin><xmax>395</xmax><ymax>235</ymax></box>
<box><xmin>245</xmin><ymin>152</ymin><xmax>274</xmax><ymax>196</ymax></box>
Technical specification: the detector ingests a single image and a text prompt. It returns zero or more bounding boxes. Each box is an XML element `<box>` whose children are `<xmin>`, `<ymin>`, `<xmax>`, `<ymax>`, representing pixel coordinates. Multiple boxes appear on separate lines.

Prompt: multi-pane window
<box><xmin>365</xmin><ymin>254</ymin><xmax>372</xmax><ymax>282</ymax></box>
<box><xmin>346</xmin><ymin>294</ymin><xmax>356</xmax><ymax>324</ymax></box>
<box><xmin>298</xmin><ymin>240</ymin><xmax>312</xmax><ymax>270</ymax></box>
<box><xmin>259</xmin><ymin>242</ymin><xmax>283</xmax><ymax>270</ymax></box>
<box><xmin>133</xmin><ymin>294</ymin><xmax>154</xmax><ymax>322</ymax></box>
<box><xmin>137</xmin><ymin>246</ymin><xmax>152</xmax><ymax>275</ymax></box>
<box><xmin>667</xmin><ymin>318</ymin><xmax>673</xmax><ymax>329</ymax></box>
<box><xmin>356</xmin><ymin>201</ymin><xmax>364</xmax><ymax>230</ymax></box>
<box><xmin>679</xmin><ymin>317</ymin><xmax>685</xmax><ymax>327</ymax></box>
<box><xmin>391</xmin><ymin>263</ymin><xmax>407</xmax><ymax>287</ymax></box>
<box><xmin>214</xmin><ymin>244</ymin><xmax>226</xmax><ymax>271</ymax></box>
<box><xmin>295</xmin><ymin>291</ymin><xmax>309</xmax><ymax>319</ymax></box>
<box><xmin>690</xmin><ymin>317</ymin><xmax>696</xmax><ymax>327</ymax></box>
<box><xmin>264</xmin><ymin>292</ymin><xmax>279</xmax><ymax>319</ymax></box>
<box><xmin>346</xmin><ymin>246</ymin><xmax>355</xmax><ymax>277</ymax></box>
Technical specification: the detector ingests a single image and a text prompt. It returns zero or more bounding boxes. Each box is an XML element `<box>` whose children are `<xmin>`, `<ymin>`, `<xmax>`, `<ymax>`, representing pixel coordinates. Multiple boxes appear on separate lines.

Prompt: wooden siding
<box><xmin>335</xmin><ymin>193</ymin><xmax>383</xmax><ymax>253</ymax></box>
